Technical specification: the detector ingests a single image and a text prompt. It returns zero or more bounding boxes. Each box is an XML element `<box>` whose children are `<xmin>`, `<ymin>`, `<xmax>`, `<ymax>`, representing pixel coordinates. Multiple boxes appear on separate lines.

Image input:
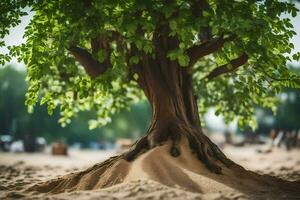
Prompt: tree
<box><xmin>271</xmin><ymin>88</ymin><xmax>300</xmax><ymax>130</ymax></box>
<box><xmin>0</xmin><ymin>65</ymin><xmax>26</xmax><ymax>135</ymax></box>
<box><xmin>1</xmin><ymin>0</ymin><xmax>300</xmax><ymax>193</ymax></box>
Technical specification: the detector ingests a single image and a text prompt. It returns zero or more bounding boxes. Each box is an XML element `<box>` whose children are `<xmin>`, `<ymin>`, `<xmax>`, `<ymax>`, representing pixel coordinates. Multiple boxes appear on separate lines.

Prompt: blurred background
<box><xmin>0</xmin><ymin>62</ymin><xmax>300</xmax><ymax>154</ymax></box>
<box><xmin>0</xmin><ymin>64</ymin><xmax>152</xmax><ymax>152</ymax></box>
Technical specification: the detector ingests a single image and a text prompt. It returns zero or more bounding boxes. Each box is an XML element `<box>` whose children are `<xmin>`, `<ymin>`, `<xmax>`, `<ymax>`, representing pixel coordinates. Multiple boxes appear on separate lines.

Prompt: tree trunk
<box><xmin>125</xmin><ymin>53</ymin><xmax>233</xmax><ymax>174</ymax></box>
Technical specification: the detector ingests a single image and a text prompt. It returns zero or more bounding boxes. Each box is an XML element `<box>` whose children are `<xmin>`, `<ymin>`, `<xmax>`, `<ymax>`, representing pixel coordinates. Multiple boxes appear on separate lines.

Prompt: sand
<box><xmin>0</xmin><ymin>140</ymin><xmax>300</xmax><ymax>200</ymax></box>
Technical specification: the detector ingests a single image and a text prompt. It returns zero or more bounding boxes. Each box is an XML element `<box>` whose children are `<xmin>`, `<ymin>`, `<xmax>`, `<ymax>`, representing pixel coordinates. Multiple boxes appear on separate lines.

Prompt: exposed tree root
<box><xmin>190</xmin><ymin>130</ymin><xmax>234</xmax><ymax>172</ymax></box>
<box><xmin>124</xmin><ymin>123</ymin><xmax>234</xmax><ymax>175</ymax></box>
<box><xmin>124</xmin><ymin>136</ymin><xmax>149</xmax><ymax>161</ymax></box>
<box><xmin>27</xmin><ymin>155</ymin><xmax>124</xmax><ymax>193</ymax></box>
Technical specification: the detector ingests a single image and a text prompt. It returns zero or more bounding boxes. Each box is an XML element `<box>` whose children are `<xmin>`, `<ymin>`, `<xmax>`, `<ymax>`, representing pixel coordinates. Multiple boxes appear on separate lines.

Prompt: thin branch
<box><xmin>205</xmin><ymin>53</ymin><xmax>248</xmax><ymax>80</ymax></box>
<box><xmin>91</xmin><ymin>31</ymin><xmax>123</xmax><ymax>54</ymax></box>
<box><xmin>187</xmin><ymin>34</ymin><xmax>236</xmax><ymax>68</ymax></box>
<box><xmin>69</xmin><ymin>46</ymin><xmax>111</xmax><ymax>78</ymax></box>
<box><xmin>260</xmin><ymin>69</ymin><xmax>300</xmax><ymax>82</ymax></box>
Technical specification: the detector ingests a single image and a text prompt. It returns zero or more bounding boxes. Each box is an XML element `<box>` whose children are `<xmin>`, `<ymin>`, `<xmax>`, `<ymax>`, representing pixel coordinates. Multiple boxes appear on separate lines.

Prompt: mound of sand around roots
<box><xmin>28</xmin><ymin>137</ymin><xmax>300</xmax><ymax>199</ymax></box>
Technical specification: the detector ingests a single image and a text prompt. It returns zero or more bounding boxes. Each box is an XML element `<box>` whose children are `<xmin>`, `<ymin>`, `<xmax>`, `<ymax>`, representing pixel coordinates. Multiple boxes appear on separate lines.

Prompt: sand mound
<box><xmin>25</xmin><ymin>137</ymin><xmax>300</xmax><ymax>199</ymax></box>
<box><xmin>124</xmin><ymin>138</ymin><xmax>300</xmax><ymax>199</ymax></box>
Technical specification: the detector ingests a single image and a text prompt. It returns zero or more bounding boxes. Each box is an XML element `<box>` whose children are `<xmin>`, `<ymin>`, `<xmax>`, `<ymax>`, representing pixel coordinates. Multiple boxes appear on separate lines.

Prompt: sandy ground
<box><xmin>0</xmin><ymin>144</ymin><xmax>299</xmax><ymax>200</ymax></box>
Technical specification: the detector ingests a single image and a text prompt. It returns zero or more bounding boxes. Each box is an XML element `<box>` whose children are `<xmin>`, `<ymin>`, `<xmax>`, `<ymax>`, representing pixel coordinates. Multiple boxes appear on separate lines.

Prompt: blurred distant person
<box><xmin>284</xmin><ymin>132</ymin><xmax>292</xmax><ymax>151</ymax></box>
<box><xmin>224</xmin><ymin>130</ymin><xmax>233</xmax><ymax>145</ymax></box>
<box><xmin>23</xmin><ymin>132</ymin><xmax>36</xmax><ymax>152</ymax></box>
<box><xmin>269</xmin><ymin>129</ymin><xmax>277</xmax><ymax>147</ymax></box>
<box><xmin>290</xmin><ymin>130</ymin><xmax>298</xmax><ymax>148</ymax></box>
<box><xmin>0</xmin><ymin>135</ymin><xmax>12</xmax><ymax>152</ymax></box>
<box><xmin>10</xmin><ymin>140</ymin><xmax>24</xmax><ymax>152</ymax></box>
<box><xmin>297</xmin><ymin>130</ymin><xmax>300</xmax><ymax>148</ymax></box>
<box><xmin>274</xmin><ymin>130</ymin><xmax>284</xmax><ymax>147</ymax></box>
<box><xmin>36</xmin><ymin>137</ymin><xmax>47</xmax><ymax>152</ymax></box>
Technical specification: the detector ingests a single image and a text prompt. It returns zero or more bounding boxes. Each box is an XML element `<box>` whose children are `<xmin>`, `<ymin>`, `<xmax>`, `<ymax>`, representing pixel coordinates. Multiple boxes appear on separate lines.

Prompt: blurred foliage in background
<box><xmin>1</xmin><ymin>64</ymin><xmax>300</xmax><ymax>145</ymax></box>
<box><xmin>0</xmin><ymin>65</ymin><xmax>150</xmax><ymax>146</ymax></box>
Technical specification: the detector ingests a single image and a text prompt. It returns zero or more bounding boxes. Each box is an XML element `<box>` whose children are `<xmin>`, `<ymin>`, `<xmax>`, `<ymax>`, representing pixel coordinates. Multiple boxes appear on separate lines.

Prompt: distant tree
<box><xmin>271</xmin><ymin>89</ymin><xmax>300</xmax><ymax>130</ymax></box>
<box><xmin>0</xmin><ymin>66</ymin><xmax>26</xmax><ymax>135</ymax></box>
<box><xmin>0</xmin><ymin>66</ymin><xmax>150</xmax><ymax>144</ymax></box>
<box><xmin>1</xmin><ymin>0</ymin><xmax>300</xmax><ymax>191</ymax></box>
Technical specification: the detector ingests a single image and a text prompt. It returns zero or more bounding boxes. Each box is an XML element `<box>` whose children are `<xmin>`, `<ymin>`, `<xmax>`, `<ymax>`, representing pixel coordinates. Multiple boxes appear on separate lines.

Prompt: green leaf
<box><xmin>96</xmin><ymin>49</ymin><xmax>107</xmax><ymax>63</ymax></box>
<box><xmin>178</xmin><ymin>54</ymin><xmax>190</xmax><ymax>67</ymax></box>
<box><xmin>129</xmin><ymin>56</ymin><xmax>139</xmax><ymax>65</ymax></box>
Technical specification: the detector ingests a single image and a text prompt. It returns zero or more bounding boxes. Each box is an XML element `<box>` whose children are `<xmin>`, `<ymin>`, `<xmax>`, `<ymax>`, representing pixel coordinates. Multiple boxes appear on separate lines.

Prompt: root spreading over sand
<box><xmin>17</xmin><ymin>138</ymin><xmax>299</xmax><ymax>200</ymax></box>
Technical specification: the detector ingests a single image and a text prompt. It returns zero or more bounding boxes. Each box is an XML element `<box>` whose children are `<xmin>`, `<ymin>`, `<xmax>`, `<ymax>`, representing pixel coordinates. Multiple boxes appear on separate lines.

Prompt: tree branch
<box><xmin>91</xmin><ymin>31</ymin><xmax>123</xmax><ymax>54</ymax></box>
<box><xmin>205</xmin><ymin>53</ymin><xmax>248</xmax><ymax>80</ymax></box>
<box><xmin>260</xmin><ymin>69</ymin><xmax>300</xmax><ymax>83</ymax></box>
<box><xmin>187</xmin><ymin>34</ymin><xmax>236</xmax><ymax>68</ymax></box>
<box><xmin>69</xmin><ymin>46</ymin><xmax>111</xmax><ymax>78</ymax></box>
<box><xmin>192</xmin><ymin>0</ymin><xmax>209</xmax><ymax>16</ymax></box>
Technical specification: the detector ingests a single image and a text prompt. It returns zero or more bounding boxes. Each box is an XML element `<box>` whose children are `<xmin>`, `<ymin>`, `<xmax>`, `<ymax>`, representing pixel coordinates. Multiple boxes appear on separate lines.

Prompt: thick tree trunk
<box><xmin>125</xmin><ymin>53</ymin><xmax>233</xmax><ymax>174</ymax></box>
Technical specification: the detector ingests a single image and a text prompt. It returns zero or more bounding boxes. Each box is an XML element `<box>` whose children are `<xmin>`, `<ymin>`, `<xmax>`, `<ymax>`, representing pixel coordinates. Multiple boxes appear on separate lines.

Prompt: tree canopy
<box><xmin>1</xmin><ymin>0</ymin><xmax>299</xmax><ymax>129</ymax></box>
